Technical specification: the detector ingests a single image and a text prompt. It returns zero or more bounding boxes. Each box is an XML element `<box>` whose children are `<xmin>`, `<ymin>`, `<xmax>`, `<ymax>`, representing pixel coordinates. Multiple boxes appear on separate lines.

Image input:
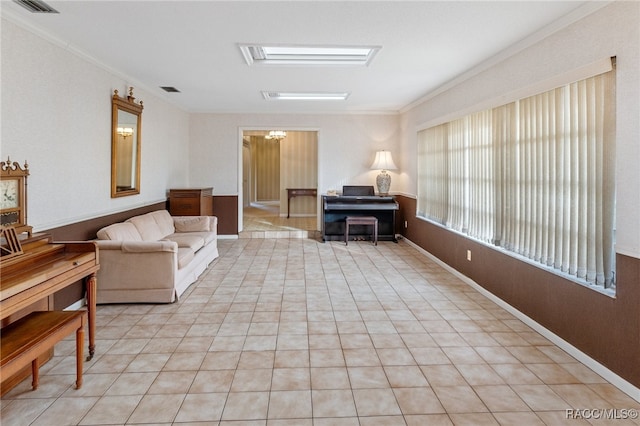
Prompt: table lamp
<box><xmin>370</xmin><ymin>150</ymin><xmax>397</xmax><ymax>196</ymax></box>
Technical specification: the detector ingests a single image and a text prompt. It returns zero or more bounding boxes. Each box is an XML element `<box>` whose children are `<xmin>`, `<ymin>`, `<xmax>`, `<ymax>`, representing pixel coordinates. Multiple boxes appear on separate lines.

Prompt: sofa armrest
<box><xmin>95</xmin><ymin>240</ymin><xmax>179</xmax><ymax>301</ymax></box>
<box><xmin>208</xmin><ymin>216</ymin><xmax>218</xmax><ymax>232</ymax></box>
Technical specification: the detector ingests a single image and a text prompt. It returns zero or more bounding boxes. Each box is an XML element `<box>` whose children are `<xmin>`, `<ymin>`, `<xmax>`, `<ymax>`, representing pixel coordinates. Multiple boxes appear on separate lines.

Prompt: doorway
<box><xmin>240</xmin><ymin>129</ymin><xmax>318</xmax><ymax>236</ymax></box>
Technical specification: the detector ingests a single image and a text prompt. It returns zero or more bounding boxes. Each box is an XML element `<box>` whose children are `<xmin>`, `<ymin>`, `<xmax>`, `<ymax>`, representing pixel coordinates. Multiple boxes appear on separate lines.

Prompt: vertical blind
<box><xmin>417</xmin><ymin>64</ymin><xmax>616</xmax><ymax>288</ymax></box>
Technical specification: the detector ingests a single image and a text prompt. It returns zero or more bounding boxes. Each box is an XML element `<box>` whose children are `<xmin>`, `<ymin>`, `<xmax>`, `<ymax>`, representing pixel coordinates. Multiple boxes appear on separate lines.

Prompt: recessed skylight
<box><xmin>240</xmin><ymin>44</ymin><xmax>380</xmax><ymax>66</ymax></box>
<box><xmin>262</xmin><ymin>91</ymin><xmax>350</xmax><ymax>101</ymax></box>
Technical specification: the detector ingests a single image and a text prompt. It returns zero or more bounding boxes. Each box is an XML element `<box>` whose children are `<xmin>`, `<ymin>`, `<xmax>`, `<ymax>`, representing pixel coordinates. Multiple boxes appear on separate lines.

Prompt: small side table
<box><xmin>286</xmin><ymin>188</ymin><xmax>317</xmax><ymax>218</ymax></box>
<box><xmin>345</xmin><ymin>216</ymin><xmax>378</xmax><ymax>246</ymax></box>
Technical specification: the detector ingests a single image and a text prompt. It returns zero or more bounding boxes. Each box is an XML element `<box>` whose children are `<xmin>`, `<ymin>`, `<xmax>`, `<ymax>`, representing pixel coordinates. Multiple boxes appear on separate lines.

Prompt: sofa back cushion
<box><xmin>148</xmin><ymin>210</ymin><xmax>176</xmax><ymax>236</ymax></box>
<box><xmin>126</xmin><ymin>210</ymin><xmax>175</xmax><ymax>241</ymax></box>
<box><xmin>174</xmin><ymin>216</ymin><xmax>210</xmax><ymax>232</ymax></box>
<box><xmin>96</xmin><ymin>222</ymin><xmax>143</xmax><ymax>241</ymax></box>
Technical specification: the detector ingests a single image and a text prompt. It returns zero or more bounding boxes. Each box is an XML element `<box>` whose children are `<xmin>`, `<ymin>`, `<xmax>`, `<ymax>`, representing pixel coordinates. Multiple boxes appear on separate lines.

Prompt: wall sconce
<box><xmin>265</xmin><ymin>130</ymin><xmax>287</xmax><ymax>142</ymax></box>
<box><xmin>117</xmin><ymin>127</ymin><xmax>134</xmax><ymax>138</ymax></box>
<box><xmin>370</xmin><ymin>150</ymin><xmax>397</xmax><ymax>195</ymax></box>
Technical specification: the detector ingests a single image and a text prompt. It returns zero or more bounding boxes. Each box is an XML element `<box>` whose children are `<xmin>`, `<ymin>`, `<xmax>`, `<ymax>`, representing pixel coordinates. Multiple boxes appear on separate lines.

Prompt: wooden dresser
<box><xmin>169</xmin><ymin>187</ymin><xmax>213</xmax><ymax>216</ymax></box>
<box><xmin>0</xmin><ymin>233</ymin><xmax>99</xmax><ymax>395</ymax></box>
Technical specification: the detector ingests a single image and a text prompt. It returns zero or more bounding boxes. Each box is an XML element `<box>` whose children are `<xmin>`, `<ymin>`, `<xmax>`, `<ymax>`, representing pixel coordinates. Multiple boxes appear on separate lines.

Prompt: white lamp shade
<box><xmin>370</xmin><ymin>150</ymin><xmax>397</xmax><ymax>171</ymax></box>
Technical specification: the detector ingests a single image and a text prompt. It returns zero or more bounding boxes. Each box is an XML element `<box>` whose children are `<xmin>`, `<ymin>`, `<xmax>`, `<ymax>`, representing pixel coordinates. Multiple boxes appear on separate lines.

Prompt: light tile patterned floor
<box><xmin>241</xmin><ymin>203</ymin><xmax>318</xmax><ymax>239</ymax></box>
<box><xmin>2</xmin><ymin>238</ymin><xmax>639</xmax><ymax>425</ymax></box>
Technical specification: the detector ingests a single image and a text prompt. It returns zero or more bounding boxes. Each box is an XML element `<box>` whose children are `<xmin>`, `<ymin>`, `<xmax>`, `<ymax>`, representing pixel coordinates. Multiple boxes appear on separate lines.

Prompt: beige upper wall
<box><xmin>188</xmin><ymin>113</ymin><xmax>401</xmax><ymax>196</ymax></box>
<box><xmin>399</xmin><ymin>1</ymin><xmax>640</xmax><ymax>258</ymax></box>
<box><xmin>0</xmin><ymin>18</ymin><xmax>191</xmax><ymax>231</ymax></box>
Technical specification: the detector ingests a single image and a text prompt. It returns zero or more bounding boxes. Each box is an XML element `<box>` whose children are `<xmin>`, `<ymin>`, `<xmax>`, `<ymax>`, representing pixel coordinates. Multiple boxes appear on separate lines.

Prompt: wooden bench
<box><xmin>1</xmin><ymin>310</ymin><xmax>87</xmax><ymax>390</ymax></box>
<box><xmin>345</xmin><ymin>216</ymin><xmax>378</xmax><ymax>246</ymax></box>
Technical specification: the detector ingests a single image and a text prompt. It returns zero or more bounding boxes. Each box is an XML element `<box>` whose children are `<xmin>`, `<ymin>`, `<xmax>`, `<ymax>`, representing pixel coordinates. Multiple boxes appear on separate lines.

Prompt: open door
<box><xmin>240</xmin><ymin>129</ymin><xmax>318</xmax><ymax>233</ymax></box>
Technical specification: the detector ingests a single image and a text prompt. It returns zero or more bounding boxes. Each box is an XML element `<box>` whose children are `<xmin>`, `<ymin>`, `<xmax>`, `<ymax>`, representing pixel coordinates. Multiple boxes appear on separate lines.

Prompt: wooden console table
<box><xmin>286</xmin><ymin>188</ymin><xmax>317</xmax><ymax>218</ymax></box>
<box><xmin>0</xmin><ymin>233</ymin><xmax>99</xmax><ymax>395</ymax></box>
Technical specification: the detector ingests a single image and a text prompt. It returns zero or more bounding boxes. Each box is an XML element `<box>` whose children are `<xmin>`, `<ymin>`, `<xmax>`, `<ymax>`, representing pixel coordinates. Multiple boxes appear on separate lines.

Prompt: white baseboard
<box><xmin>64</xmin><ymin>300</ymin><xmax>85</xmax><ymax>311</ymax></box>
<box><xmin>217</xmin><ymin>234</ymin><xmax>239</xmax><ymax>240</ymax></box>
<box><xmin>403</xmin><ymin>238</ymin><xmax>640</xmax><ymax>403</ymax></box>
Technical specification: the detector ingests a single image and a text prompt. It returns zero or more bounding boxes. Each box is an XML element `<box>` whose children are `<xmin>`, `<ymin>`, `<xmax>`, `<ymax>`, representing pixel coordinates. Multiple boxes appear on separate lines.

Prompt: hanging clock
<box><xmin>1</xmin><ymin>157</ymin><xmax>32</xmax><ymax>236</ymax></box>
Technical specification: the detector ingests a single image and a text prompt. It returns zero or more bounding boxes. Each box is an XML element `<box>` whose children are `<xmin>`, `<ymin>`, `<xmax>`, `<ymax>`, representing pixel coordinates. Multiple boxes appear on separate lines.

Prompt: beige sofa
<box><xmin>95</xmin><ymin>210</ymin><xmax>219</xmax><ymax>303</ymax></box>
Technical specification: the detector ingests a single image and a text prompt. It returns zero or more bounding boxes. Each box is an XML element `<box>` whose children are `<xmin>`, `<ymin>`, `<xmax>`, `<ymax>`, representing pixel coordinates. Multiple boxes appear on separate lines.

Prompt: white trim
<box><xmin>389</xmin><ymin>191</ymin><xmax>416</xmax><ymax>200</ymax></box>
<box><xmin>238</xmin><ymin>128</ymin><xmax>245</xmax><ymax>232</ymax></box>
<box><xmin>415</xmin><ymin>56</ymin><xmax>614</xmax><ymax>132</ymax></box>
<box><xmin>414</xmin><ymin>215</ymin><xmax>616</xmax><ymax>298</ymax></box>
<box><xmin>403</xmin><ymin>237</ymin><xmax>640</xmax><ymax>403</ymax></box>
<box><xmin>401</xmin><ymin>1</ymin><xmax>612</xmax><ymax>115</ymax></box>
<box><xmin>616</xmin><ymin>245</ymin><xmax>640</xmax><ymax>259</ymax></box>
<box><xmin>217</xmin><ymin>234</ymin><xmax>238</xmax><ymax>240</ymax></box>
<box><xmin>0</xmin><ymin>8</ymin><xmax>173</xmax><ymax>108</ymax></box>
<box><xmin>35</xmin><ymin>198</ymin><xmax>167</xmax><ymax>232</ymax></box>
<box><xmin>64</xmin><ymin>299</ymin><xmax>85</xmax><ymax>311</ymax></box>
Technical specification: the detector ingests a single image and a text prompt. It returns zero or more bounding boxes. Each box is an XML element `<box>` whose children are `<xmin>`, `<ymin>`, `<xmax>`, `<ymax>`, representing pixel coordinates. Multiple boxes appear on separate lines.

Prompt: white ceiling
<box><xmin>2</xmin><ymin>1</ymin><xmax>603</xmax><ymax>114</ymax></box>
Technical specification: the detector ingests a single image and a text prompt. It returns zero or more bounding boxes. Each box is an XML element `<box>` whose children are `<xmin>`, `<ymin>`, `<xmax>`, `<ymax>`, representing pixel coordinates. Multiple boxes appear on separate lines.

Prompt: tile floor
<box><xmin>2</xmin><ymin>238</ymin><xmax>639</xmax><ymax>425</ymax></box>
<box><xmin>240</xmin><ymin>203</ymin><xmax>318</xmax><ymax>239</ymax></box>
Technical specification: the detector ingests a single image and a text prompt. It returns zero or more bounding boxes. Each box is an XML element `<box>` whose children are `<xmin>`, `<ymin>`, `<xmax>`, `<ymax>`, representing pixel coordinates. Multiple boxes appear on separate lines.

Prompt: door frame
<box><xmin>238</xmin><ymin>127</ymin><xmax>320</xmax><ymax>232</ymax></box>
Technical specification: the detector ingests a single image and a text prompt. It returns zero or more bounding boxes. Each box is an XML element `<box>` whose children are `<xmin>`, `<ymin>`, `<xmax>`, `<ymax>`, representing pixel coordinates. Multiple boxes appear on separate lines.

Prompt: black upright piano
<box><xmin>321</xmin><ymin>186</ymin><xmax>399</xmax><ymax>242</ymax></box>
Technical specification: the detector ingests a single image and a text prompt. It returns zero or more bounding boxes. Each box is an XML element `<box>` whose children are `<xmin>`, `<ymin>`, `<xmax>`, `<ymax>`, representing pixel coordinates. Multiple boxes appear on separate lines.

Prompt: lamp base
<box><xmin>376</xmin><ymin>171</ymin><xmax>391</xmax><ymax>196</ymax></box>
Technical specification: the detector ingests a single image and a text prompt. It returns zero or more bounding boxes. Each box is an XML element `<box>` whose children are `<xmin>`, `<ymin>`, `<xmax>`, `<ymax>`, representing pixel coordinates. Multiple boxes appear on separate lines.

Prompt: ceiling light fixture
<box><xmin>262</xmin><ymin>91</ymin><xmax>350</xmax><ymax>101</ymax></box>
<box><xmin>117</xmin><ymin>127</ymin><xmax>134</xmax><ymax>138</ymax></box>
<box><xmin>264</xmin><ymin>130</ymin><xmax>287</xmax><ymax>142</ymax></box>
<box><xmin>240</xmin><ymin>44</ymin><xmax>380</xmax><ymax>66</ymax></box>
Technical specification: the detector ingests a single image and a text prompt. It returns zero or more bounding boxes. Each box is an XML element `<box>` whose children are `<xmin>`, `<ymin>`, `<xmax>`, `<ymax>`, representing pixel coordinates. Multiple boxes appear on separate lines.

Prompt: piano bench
<box><xmin>345</xmin><ymin>216</ymin><xmax>378</xmax><ymax>246</ymax></box>
<box><xmin>1</xmin><ymin>310</ymin><xmax>87</xmax><ymax>391</ymax></box>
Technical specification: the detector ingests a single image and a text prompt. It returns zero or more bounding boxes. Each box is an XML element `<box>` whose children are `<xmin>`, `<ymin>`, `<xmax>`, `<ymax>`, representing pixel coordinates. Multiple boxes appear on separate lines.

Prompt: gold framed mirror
<box><xmin>111</xmin><ymin>88</ymin><xmax>143</xmax><ymax>198</ymax></box>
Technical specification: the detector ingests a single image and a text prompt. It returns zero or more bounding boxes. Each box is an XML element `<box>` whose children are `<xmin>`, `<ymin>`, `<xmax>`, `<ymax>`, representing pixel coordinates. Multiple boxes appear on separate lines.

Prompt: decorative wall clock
<box><xmin>1</xmin><ymin>157</ymin><xmax>32</xmax><ymax>236</ymax></box>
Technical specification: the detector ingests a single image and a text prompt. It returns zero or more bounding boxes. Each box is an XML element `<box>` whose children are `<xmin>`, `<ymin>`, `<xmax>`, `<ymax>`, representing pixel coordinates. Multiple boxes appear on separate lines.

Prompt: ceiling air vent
<box><xmin>13</xmin><ymin>0</ymin><xmax>59</xmax><ymax>13</ymax></box>
<box><xmin>160</xmin><ymin>86</ymin><xmax>181</xmax><ymax>93</ymax></box>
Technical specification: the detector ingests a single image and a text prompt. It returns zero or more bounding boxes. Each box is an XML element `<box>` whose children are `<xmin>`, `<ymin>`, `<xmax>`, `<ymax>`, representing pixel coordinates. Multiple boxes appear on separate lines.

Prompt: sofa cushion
<box><xmin>164</xmin><ymin>234</ymin><xmax>205</xmax><ymax>252</ymax></box>
<box><xmin>96</xmin><ymin>222</ymin><xmax>143</xmax><ymax>241</ymax></box>
<box><xmin>126</xmin><ymin>215</ymin><xmax>163</xmax><ymax>241</ymax></box>
<box><xmin>174</xmin><ymin>216</ymin><xmax>210</xmax><ymax>232</ymax></box>
<box><xmin>182</xmin><ymin>231</ymin><xmax>217</xmax><ymax>246</ymax></box>
<box><xmin>148</xmin><ymin>210</ymin><xmax>176</xmax><ymax>236</ymax></box>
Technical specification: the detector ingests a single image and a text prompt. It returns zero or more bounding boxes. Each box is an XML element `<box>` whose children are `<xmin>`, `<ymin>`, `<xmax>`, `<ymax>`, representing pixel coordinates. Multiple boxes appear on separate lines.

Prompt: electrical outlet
<box><xmin>466</xmin><ymin>250</ymin><xmax>472</xmax><ymax>261</ymax></box>
<box><xmin>404</xmin><ymin>220</ymin><xmax>408</xmax><ymax>228</ymax></box>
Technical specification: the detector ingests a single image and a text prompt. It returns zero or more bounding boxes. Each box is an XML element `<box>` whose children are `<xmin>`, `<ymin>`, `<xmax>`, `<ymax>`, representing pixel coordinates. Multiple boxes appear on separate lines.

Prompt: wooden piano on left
<box><xmin>0</xmin><ymin>232</ymin><xmax>99</xmax><ymax>395</ymax></box>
